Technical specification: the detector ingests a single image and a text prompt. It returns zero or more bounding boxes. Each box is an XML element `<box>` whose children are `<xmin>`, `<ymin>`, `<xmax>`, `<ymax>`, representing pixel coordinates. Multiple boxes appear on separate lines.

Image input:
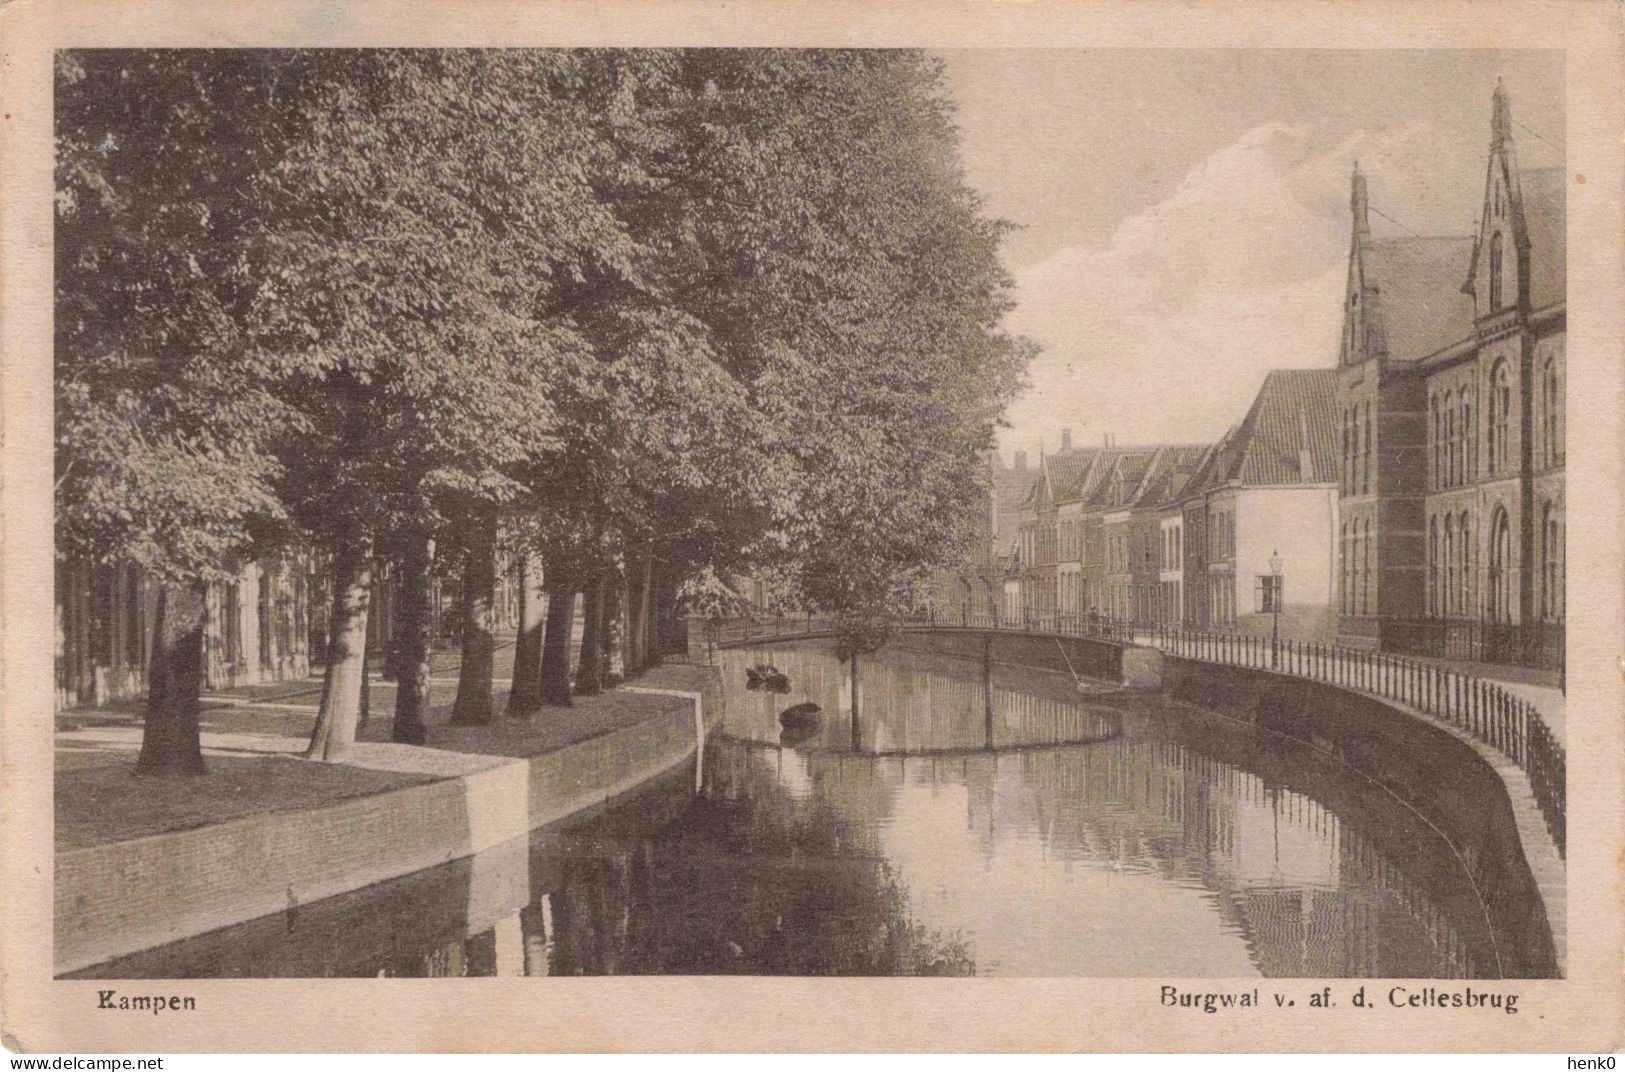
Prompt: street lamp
<box><xmin>1269</xmin><ymin>549</ymin><xmax>1284</xmax><ymax>669</ymax></box>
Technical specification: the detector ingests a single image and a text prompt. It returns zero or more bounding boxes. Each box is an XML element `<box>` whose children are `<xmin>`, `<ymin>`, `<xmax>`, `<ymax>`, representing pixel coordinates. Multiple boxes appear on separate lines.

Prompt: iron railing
<box><xmin>698</xmin><ymin>606</ymin><xmax>1565</xmax><ymax>859</ymax></box>
<box><xmin>1136</xmin><ymin>621</ymin><xmax>1564</xmax><ymax>858</ymax></box>
<box><xmin>1380</xmin><ymin>617</ymin><xmax>1565</xmax><ymax>679</ymax></box>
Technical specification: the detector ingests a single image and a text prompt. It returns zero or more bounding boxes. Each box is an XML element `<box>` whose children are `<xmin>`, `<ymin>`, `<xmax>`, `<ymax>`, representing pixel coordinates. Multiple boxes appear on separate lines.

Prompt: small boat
<box><xmin>778</xmin><ymin>702</ymin><xmax>822</xmax><ymax>746</ymax></box>
<box><xmin>746</xmin><ymin>663</ymin><xmax>792</xmax><ymax>692</ymax></box>
<box><xmin>778</xmin><ymin>701</ymin><xmax>822</xmax><ymax>728</ymax></box>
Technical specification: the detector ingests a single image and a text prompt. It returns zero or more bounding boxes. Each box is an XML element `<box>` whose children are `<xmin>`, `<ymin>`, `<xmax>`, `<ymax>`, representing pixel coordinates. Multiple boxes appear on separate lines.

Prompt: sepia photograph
<box><xmin>3</xmin><ymin>0</ymin><xmax>1622</xmax><ymax>1055</ymax></box>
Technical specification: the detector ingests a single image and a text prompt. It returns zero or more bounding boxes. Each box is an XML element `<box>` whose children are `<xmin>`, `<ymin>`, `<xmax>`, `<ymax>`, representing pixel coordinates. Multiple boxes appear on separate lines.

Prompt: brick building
<box><xmin>1334</xmin><ymin>80</ymin><xmax>1564</xmax><ymax>668</ymax></box>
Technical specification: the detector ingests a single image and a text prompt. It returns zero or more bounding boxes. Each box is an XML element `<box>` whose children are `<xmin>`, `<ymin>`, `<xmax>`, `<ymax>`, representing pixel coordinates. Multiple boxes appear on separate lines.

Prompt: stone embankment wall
<box><xmin>1159</xmin><ymin>655</ymin><xmax>1561</xmax><ymax>976</ymax></box>
<box><xmin>56</xmin><ymin>670</ymin><xmax>723</xmax><ymax>977</ymax></box>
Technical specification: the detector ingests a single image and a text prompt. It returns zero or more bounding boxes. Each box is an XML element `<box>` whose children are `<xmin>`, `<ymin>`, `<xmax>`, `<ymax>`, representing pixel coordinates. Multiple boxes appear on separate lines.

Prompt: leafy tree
<box><xmin>55</xmin><ymin>50</ymin><xmax>307</xmax><ymax>774</ymax></box>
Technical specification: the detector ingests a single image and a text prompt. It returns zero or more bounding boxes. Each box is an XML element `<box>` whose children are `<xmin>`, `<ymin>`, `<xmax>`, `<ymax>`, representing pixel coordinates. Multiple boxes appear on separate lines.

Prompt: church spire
<box><xmin>1350</xmin><ymin>161</ymin><xmax>1370</xmax><ymax>238</ymax></box>
<box><xmin>1491</xmin><ymin>77</ymin><xmax>1512</xmax><ymax>147</ymax></box>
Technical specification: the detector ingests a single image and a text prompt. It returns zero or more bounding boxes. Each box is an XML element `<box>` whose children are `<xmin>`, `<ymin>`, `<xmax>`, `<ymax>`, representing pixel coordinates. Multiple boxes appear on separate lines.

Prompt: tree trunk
<box><xmin>136</xmin><ymin>580</ymin><xmax>208</xmax><ymax>776</ymax></box>
<box><xmin>451</xmin><ymin>517</ymin><xmax>497</xmax><ymax>725</ymax></box>
<box><xmin>357</xmin><ymin>618</ymin><xmax>372</xmax><ymax>729</ymax></box>
<box><xmin>600</xmin><ymin>566</ymin><xmax>622</xmax><ymax>682</ymax></box>
<box><xmin>307</xmin><ymin>538</ymin><xmax>373</xmax><ymax>762</ymax></box>
<box><xmin>623</xmin><ymin>552</ymin><xmax>649</xmax><ymax>676</ymax></box>
<box><xmin>575</xmin><ymin>570</ymin><xmax>605</xmax><ymax>697</ymax></box>
<box><xmin>539</xmin><ymin>575</ymin><xmax>577</xmax><ymax>706</ymax></box>
<box><xmin>636</xmin><ymin>554</ymin><xmax>655</xmax><ymax>669</ymax></box>
<box><xmin>507</xmin><ymin>553</ymin><xmax>546</xmax><ymax>719</ymax></box>
<box><xmin>391</xmin><ymin>531</ymin><xmax>433</xmax><ymax>745</ymax></box>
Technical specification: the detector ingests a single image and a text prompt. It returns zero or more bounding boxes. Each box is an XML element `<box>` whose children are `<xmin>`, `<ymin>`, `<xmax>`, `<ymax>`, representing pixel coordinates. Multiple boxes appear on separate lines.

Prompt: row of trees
<box><xmin>55</xmin><ymin>48</ymin><xmax>1033</xmax><ymax>775</ymax></box>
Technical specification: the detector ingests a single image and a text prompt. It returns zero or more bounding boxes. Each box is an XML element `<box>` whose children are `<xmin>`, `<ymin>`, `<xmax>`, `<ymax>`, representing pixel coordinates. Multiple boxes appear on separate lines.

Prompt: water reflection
<box><xmin>74</xmin><ymin>640</ymin><xmax>1539</xmax><ymax>978</ymax></box>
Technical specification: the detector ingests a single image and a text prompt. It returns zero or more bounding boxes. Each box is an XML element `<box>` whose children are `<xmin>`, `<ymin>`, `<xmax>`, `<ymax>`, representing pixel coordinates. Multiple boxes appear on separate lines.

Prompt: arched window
<box><xmin>1339</xmin><ymin>522</ymin><xmax>1349</xmax><ymax>614</ymax></box>
<box><xmin>1444</xmin><ymin>514</ymin><xmax>1456</xmax><ymax>617</ymax></box>
<box><xmin>1543</xmin><ymin>502</ymin><xmax>1564</xmax><ymax>621</ymax></box>
<box><xmin>1427</xmin><ymin>517</ymin><xmax>1438</xmax><ymax>617</ymax></box>
<box><xmin>1360</xmin><ymin>518</ymin><xmax>1371</xmax><ymax>616</ymax></box>
<box><xmin>1429</xmin><ymin>395</ymin><xmax>1442</xmax><ymax>489</ymax></box>
<box><xmin>1543</xmin><ymin>356</ymin><xmax>1562</xmax><ymax>467</ymax></box>
<box><xmin>1362</xmin><ymin>403</ymin><xmax>1373</xmax><ymax>495</ymax></box>
<box><xmin>1460</xmin><ymin>510</ymin><xmax>1474</xmax><ymax>617</ymax></box>
<box><xmin>1445</xmin><ymin>397</ymin><xmax>1457</xmax><ymax>487</ymax></box>
<box><xmin>1489</xmin><ymin>361</ymin><xmax>1511</xmax><ymax>474</ymax></box>
<box><xmin>1342</xmin><ymin>409</ymin><xmax>1352</xmax><ymax>493</ymax></box>
<box><xmin>1460</xmin><ymin>386</ymin><xmax>1475</xmax><ymax>481</ymax></box>
<box><xmin>1488</xmin><ymin>507</ymin><xmax>1512</xmax><ymax>624</ymax></box>
<box><xmin>1489</xmin><ymin>231</ymin><xmax>1504</xmax><ymax>310</ymax></box>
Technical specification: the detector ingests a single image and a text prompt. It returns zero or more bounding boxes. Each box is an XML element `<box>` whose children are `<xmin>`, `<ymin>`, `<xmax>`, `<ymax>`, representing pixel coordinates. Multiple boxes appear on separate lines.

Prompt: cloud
<box><xmin>999</xmin><ymin>119</ymin><xmax>1447</xmax><ymax>455</ymax></box>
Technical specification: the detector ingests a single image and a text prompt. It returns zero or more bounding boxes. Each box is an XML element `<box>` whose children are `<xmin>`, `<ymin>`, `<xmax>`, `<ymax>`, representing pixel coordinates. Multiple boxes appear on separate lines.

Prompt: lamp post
<box><xmin>1269</xmin><ymin>549</ymin><xmax>1283</xmax><ymax>669</ymax></box>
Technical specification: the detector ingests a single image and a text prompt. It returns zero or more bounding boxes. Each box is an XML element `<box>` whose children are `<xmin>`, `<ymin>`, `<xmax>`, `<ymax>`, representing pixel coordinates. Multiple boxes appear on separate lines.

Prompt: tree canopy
<box><xmin>55</xmin><ymin>47</ymin><xmax>1032</xmax><ymax>764</ymax></box>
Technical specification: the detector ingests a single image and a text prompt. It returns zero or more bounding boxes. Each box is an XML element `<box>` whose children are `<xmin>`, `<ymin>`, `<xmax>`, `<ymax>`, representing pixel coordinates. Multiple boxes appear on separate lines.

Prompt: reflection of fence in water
<box><xmin>710</xmin><ymin>725</ymin><xmax>1483</xmax><ymax>979</ymax></box>
<box><xmin>994</xmin><ymin>739</ymin><xmax>1481</xmax><ymax>978</ymax></box>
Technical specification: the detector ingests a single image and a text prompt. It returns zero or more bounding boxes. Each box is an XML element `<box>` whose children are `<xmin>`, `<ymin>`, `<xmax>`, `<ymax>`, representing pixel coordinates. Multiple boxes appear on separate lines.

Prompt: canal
<box><xmin>79</xmin><ymin>637</ymin><xmax>1537</xmax><ymax>979</ymax></box>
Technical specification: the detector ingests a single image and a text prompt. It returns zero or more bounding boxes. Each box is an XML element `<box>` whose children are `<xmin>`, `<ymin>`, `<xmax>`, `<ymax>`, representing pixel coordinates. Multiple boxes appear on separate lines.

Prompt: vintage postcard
<box><xmin>1</xmin><ymin>0</ymin><xmax>1621</xmax><ymax>1055</ymax></box>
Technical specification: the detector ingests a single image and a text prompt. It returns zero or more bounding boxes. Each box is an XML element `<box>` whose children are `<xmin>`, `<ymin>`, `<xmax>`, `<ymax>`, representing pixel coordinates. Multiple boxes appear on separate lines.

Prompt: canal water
<box><xmin>81</xmin><ymin>638</ymin><xmax>1522</xmax><ymax>979</ymax></box>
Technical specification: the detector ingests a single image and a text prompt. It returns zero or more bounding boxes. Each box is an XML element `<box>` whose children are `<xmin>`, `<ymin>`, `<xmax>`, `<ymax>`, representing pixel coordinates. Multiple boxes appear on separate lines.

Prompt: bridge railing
<box><xmin>698</xmin><ymin>606</ymin><xmax>1564</xmax><ymax>858</ymax></box>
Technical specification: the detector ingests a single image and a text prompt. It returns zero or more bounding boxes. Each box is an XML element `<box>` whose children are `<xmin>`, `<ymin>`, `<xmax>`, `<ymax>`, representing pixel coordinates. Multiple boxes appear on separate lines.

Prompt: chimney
<box><xmin>1014</xmin><ymin>451</ymin><xmax>1028</xmax><ymax>471</ymax></box>
<box><xmin>1061</xmin><ymin>428</ymin><xmax>1072</xmax><ymax>452</ymax></box>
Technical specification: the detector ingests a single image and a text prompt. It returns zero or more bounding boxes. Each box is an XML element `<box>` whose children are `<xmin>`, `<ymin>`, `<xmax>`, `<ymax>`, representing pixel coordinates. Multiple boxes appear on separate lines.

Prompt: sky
<box><xmin>936</xmin><ymin>49</ymin><xmax>1565</xmax><ymax>461</ymax></box>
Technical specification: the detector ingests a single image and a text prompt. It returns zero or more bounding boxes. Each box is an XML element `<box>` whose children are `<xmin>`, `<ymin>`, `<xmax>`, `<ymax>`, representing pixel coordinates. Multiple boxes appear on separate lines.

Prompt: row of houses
<box><xmin>55</xmin><ymin>548</ymin><xmax>525</xmax><ymax>709</ymax></box>
<box><xmin>960</xmin><ymin>366</ymin><xmax>1341</xmax><ymax>641</ymax></box>
<box><xmin>949</xmin><ymin>79</ymin><xmax>1565</xmax><ymax>668</ymax></box>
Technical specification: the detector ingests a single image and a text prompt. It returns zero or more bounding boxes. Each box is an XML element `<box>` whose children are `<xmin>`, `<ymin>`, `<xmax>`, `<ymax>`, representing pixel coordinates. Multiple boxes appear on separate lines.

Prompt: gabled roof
<box><xmin>1521</xmin><ymin>166</ymin><xmax>1565</xmax><ymax>311</ymax></box>
<box><xmin>1175</xmin><ymin>439</ymin><xmax>1227</xmax><ymax>505</ymax></box>
<box><xmin>1131</xmin><ymin>445</ymin><xmax>1212</xmax><ymax>508</ymax></box>
<box><xmin>1203</xmin><ymin>369</ymin><xmax>1339</xmax><ymax>487</ymax></box>
<box><xmin>1363</xmin><ymin>236</ymin><xmax>1477</xmax><ymax>361</ymax></box>
<box><xmin>993</xmin><ymin>464</ymin><xmax>1038</xmax><ymax>515</ymax></box>
<box><xmin>1097</xmin><ymin>449</ymin><xmax>1158</xmax><ymax>510</ymax></box>
<box><xmin>1045</xmin><ymin>448</ymin><xmax>1103</xmax><ymax>503</ymax></box>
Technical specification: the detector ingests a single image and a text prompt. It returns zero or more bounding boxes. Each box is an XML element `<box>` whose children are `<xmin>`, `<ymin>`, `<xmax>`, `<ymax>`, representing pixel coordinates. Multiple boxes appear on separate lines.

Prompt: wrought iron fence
<box><xmin>698</xmin><ymin>606</ymin><xmax>1565</xmax><ymax>859</ymax></box>
<box><xmin>1381</xmin><ymin>617</ymin><xmax>1565</xmax><ymax>678</ymax></box>
<box><xmin>1139</xmin><ymin>622</ymin><xmax>1565</xmax><ymax>859</ymax></box>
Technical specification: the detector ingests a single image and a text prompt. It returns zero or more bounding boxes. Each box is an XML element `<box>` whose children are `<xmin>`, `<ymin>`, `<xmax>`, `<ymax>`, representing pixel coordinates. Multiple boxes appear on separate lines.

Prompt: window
<box><xmin>1427</xmin><ymin>517</ymin><xmax>1438</xmax><ymax>616</ymax></box>
<box><xmin>1543</xmin><ymin>356</ymin><xmax>1562</xmax><ymax>467</ymax></box>
<box><xmin>1489</xmin><ymin>231</ymin><xmax>1504</xmax><ymax>311</ymax></box>
<box><xmin>1362</xmin><ymin>403</ymin><xmax>1373</xmax><ymax>495</ymax></box>
<box><xmin>1447</xmin><ymin>399</ymin><xmax>1459</xmax><ymax>487</ymax></box>
<box><xmin>1488</xmin><ymin>507</ymin><xmax>1512</xmax><ymax>624</ymax></box>
<box><xmin>1444</xmin><ymin>515</ymin><xmax>1457</xmax><ymax>616</ymax></box>
<box><xmin>1360</xmin><ymin>518</ymin><xmax>1371</xmax><ymax>615</ymax></box>
<box><xmin>1489</xmin><ymin>361</ymin><xmax>1511</xmax><ymax>474</ymax></box>
<box><xmin>1429</xmin><ymin>395</ymin><xmax>1441</xmax><ymax>489</ymax></box>
<box><xmin>1460</xmin><ymin>386</ymin><xmax>1475</xmax><ymax>481</ymax></box>
<box><xmin>1257</xmin><ymin>574</ymin><xmax>1283</xmax><ymax>614</ymax></box>
<box><xmin>1458</xmin><ymin>510</ymin><xmax>1472</xmax><ymax>618</ymax></box>
<box><xmin>1543</xmin><ymin>503</ymin><xmax>1564</xmax><ymax>621</ymax></box>
<box><xmin>1340</xmin><ymin>522</ymin><xmax>1349</xmax><ymax>614</ymax></box>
